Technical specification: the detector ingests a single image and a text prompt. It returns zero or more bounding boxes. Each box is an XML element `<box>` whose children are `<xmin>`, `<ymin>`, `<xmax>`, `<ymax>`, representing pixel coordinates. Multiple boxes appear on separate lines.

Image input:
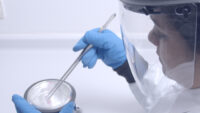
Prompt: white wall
<box><xmin>0</xmin><ymin>0</ymin><xmax>120</xmax><ymax>34</ymax></box>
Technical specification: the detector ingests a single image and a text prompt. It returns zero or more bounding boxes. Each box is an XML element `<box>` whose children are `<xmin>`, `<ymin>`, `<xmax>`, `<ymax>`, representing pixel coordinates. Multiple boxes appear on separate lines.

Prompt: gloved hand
<box><xmin>12</xmin><ymin>94</ymin><xmax>74</xmax><ymax>113</ymax></box>
<box><xmin>73</xmin><ymin>28</ymin><xmax>126</xmax><ymax>69</ymax></box>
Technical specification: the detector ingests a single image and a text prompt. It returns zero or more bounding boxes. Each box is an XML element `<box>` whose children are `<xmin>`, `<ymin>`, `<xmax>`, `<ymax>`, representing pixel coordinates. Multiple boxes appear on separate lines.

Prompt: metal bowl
<box><xmin>24</xmin><ymin>79</ymin><xmax>76</xmax><ymax>113</ymax></box>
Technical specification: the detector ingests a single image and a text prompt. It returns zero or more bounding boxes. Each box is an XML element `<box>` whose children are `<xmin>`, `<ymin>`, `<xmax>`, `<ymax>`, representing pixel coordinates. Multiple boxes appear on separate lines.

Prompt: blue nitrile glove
<box><xmin>12</xmin><ymin>94</ymin><xmax>75</xmax><ymax>113</ymax></box>
<box><xmin>73</xmin><ymin>28</ymin><xmax>126</xmax><ymax>69</ymax></box>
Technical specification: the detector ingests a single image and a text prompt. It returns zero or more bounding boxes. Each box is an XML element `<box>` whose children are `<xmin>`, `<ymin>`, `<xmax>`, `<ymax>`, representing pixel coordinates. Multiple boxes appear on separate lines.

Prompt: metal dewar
<box><xmin>24</xmin><ymin>79</ymin><xmax>76</xmax><ymax>113</ymax></box>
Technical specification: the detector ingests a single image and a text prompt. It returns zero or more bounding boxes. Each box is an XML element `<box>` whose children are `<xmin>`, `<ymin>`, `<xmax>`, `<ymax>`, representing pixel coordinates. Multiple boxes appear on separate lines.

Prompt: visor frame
<box><xmin>120</xmin><ymin>0</ymin><xmax>200</xmax><ymax>6</ymax></box>
<box><xmin>123</xmin><ymin>2</ymin><xmax>196</xmax><ymax>18</ymax></box>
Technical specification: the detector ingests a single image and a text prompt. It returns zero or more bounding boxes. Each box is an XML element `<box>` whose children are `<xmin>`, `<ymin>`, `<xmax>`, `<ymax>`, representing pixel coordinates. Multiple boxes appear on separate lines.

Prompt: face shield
<box><xmin>120</xmin><ymin>1</ymin><xmax>199</xmax><ymax>113</ymax></box>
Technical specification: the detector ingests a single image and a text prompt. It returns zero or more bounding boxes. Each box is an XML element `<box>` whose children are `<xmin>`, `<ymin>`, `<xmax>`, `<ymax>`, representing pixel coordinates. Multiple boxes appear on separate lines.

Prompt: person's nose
<box><xmin>148</xmin><ymin>27</ymin><xmax>159</xmax><ymax>46</ymax></box>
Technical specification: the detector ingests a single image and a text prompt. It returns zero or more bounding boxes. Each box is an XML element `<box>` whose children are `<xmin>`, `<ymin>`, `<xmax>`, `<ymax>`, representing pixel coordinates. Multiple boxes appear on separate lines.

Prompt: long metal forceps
<box><xmin>47</xmin><ymin>13</ymin><xmax>117</xmax><ymax>99</ymax></box>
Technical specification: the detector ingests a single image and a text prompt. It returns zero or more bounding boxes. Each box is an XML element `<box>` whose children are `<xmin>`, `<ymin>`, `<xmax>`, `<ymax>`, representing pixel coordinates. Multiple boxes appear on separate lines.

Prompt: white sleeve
<box><xmin>129</xmin><ymin>83</ymin><xmax>150</xmax><ymax>111</ymax></box>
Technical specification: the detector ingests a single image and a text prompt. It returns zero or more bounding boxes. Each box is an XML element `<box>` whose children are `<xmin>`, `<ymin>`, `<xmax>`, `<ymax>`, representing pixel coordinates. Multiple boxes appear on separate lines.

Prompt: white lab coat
<box><xmin>129</xmin><ymin>83</ymin><xmax>200</xmax><ymax>113</ymax></box>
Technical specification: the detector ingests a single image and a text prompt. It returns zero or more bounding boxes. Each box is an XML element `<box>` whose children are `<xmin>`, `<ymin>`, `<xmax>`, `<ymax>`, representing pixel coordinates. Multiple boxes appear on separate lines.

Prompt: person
<box><xmin>12</xmin><ymin>0</ymin><xmax>200</xmax><ymax>113</ymax></box>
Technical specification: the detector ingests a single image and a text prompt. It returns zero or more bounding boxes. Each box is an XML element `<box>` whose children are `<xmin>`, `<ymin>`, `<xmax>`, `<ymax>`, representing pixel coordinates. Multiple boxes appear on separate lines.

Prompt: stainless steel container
<box><xmin>24</xmin><ymin>79</ymin><xmax>76</xmax><ymax>113</ymax></box>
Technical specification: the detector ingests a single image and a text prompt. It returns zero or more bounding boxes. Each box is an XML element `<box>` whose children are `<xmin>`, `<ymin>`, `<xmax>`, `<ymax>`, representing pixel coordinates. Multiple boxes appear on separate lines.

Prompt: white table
<box><xmin>0</xmin><ymin>47</ymin><xmax>145</xmax><ymax>113</ymax></box>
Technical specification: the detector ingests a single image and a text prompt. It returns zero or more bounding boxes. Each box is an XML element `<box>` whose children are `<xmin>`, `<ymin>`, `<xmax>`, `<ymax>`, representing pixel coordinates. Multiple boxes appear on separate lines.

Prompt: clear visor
<box><xmin>120</xmin><ymin>2</ymin><xmax>199</xmax><ymax>112</ymax></box>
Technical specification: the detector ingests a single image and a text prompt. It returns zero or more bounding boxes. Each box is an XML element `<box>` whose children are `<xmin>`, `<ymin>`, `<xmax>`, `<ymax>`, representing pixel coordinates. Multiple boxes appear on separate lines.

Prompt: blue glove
<box><xmin>12</xmin><ymin>94</ymin><xmax>74</xmax><ymax>113</ymax></box>
<box><xmin>73</xmin><ymin>28</ymin><xmax>126</xmax><ymax>69</ymax></box>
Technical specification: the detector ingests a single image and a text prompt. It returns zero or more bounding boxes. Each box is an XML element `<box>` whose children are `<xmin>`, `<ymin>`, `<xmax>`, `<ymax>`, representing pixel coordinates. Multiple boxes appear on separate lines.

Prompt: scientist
<box><xmin>12</xmin><ymin>0</ymin><xmax>200</xmax><ymax>113</ymax></box>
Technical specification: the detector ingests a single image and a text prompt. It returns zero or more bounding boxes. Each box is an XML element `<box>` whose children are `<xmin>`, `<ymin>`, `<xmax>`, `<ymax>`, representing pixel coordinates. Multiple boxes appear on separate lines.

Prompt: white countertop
<box><xmin>0</xmin><ymin>48</ymin><xmax>145</xmax><ymax>113</ymax></box>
